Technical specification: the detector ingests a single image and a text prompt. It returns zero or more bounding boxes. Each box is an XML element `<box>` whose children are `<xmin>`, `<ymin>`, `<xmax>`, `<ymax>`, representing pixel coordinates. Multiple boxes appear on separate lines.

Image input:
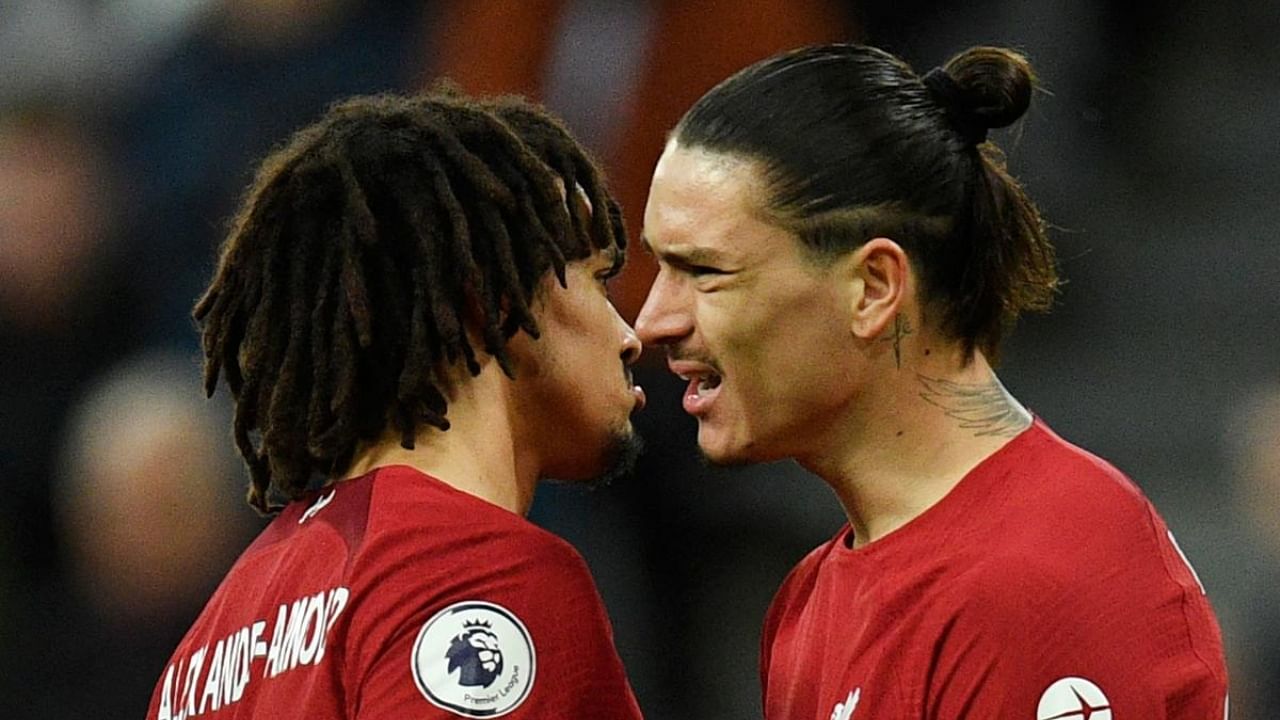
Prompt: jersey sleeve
<box><xmin>921</xmin><ymin>526</ymin><xmax>1228</xmax><ymax>720</ymax></box>
<box><xmin>347</xmin><ymin>526</ymin><xmax>642</xmax><ymax>720</ymax></box>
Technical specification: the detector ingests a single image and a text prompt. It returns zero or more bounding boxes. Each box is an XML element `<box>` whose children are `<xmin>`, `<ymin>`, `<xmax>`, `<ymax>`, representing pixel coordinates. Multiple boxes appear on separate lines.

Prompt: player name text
<box><xmin>155</xmin><ymin>586</ymin><xmax>350</xmax><ymax>720</ymax></box>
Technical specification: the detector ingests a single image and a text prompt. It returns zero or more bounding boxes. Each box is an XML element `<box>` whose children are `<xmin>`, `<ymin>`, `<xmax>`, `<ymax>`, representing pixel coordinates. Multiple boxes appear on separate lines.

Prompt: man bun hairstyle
<box><xmin>195</xmin><ymin>90</ymin><xmax>624</xmax><ymax>514</ymax></box>
<box><xmin>924</xmin><ymin>46</ymin><xmax>1034</xmax><ymax>146</ymax></box>
<box><xmin>674</xmin><ymin>43</ymin><xmax>1057</xmax><ymax>362</ymax></box>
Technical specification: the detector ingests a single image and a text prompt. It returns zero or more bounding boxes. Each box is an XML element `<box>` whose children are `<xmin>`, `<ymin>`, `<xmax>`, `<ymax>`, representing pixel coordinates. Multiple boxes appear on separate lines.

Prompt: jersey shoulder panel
<box><xmin>921</xmin><ymin>455</ymin><xmax>1228</xmax><ymax>720</ymax></box>
<box><xmin>343</xmin><ymin>475</ymin><xmax>640</xmax><ymax>719</ymax></box>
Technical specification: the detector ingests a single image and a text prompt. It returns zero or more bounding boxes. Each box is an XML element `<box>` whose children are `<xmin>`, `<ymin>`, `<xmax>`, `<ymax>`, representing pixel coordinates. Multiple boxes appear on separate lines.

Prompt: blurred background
<box><xmin>0</xmin><ymin>0</ymin><xmax>1275</xmax><ymax>717</ymax></box>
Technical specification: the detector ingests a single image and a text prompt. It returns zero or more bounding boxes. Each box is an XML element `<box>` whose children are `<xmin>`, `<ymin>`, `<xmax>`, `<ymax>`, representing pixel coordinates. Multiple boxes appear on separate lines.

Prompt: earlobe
<box><xmin>848</xmin><ymin>237</ymin><xmax>908</xmax><ymax>341</ymax></box>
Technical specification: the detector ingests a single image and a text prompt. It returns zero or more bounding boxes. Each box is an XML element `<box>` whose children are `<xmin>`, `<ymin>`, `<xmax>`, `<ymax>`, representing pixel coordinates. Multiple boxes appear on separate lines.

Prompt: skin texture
<box><xmin>637</xmin><ymin>141</ymin><xmax>1030</xmax><ymax>546</ymax></box>
<box><xmin>345</xmin><ymin>249</ymin><xmax>643</xmax><ymax>516</ymax></box>
<box><xmin>637</xmin><ymin>144</ymin><xmax>865</xmax><ymax>464</ymax></box>
<box><xmin>505</xmin><ymin>250</ymin><xmax>645</xmax><ymax>483</ymax></box>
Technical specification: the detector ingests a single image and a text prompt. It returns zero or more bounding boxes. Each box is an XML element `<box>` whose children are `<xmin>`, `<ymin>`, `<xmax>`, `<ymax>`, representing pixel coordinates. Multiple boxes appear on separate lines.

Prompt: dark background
<box><xmin>1</xmin><ymin>1</ymin><xmax>1276</xmax><ymax>717</ymax></box>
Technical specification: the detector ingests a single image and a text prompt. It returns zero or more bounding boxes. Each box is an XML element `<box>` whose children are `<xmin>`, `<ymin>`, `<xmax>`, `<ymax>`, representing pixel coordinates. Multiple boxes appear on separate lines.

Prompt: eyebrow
<box><xmin>601</xmin><ymin>246</ymin><xmax>624</xmax><ymax>276</ymax></box>
<box><xmin>640</xmin><ymin>235</ymin><xmax>730</xmax><ymax>267</ymax></box>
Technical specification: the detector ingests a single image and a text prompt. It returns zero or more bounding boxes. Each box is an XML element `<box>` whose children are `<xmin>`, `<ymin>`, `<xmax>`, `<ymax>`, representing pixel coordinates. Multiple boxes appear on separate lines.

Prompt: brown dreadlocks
<box><xmin>194</xmin><ymin>91</ymin><xmax>626</xmax><ymax>514</ymax></box>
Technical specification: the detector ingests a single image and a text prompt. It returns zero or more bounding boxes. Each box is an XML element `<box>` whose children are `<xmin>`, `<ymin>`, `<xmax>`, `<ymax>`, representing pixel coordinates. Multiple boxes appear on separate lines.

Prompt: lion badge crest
<box><xmin>412</xmin><ymin>601</ymin><xmax>536</xmax><ymax>717</ymax></box>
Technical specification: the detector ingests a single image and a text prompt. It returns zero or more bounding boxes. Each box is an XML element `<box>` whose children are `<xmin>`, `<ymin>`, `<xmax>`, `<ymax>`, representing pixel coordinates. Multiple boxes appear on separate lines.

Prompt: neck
<box><xmin>797</xmin><ymin>337</ymin><xmax>1031</xmax><ymax>548</ymax></box>
<box><xmin>340</xmin><ymin>361</ymin><xmax>540</xmax><ymax>515</ymax></box>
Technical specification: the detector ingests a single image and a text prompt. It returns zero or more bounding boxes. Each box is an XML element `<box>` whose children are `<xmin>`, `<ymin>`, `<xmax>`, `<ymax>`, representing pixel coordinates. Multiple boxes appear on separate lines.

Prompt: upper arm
<box><xmin>922</xmin><ymin>550</ymin><xmax>1227</xmax><ymax>720</ymax></box>
<box><xmin>350</xmin><ymin>533</ymin><xmax>642</xmax><ymax>719</ymax></box>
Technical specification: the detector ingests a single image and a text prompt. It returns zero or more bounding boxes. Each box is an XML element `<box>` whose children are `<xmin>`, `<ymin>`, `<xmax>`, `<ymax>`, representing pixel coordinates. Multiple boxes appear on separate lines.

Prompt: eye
<box><xmin>687</xmin><ymin>264</ymin><xmax>725</xmax><ymax>278</ymax></box>
<box><xmin>594</xmin><ymin>269</ymin><xmax>616</xmax><ymax>297</ymax></box>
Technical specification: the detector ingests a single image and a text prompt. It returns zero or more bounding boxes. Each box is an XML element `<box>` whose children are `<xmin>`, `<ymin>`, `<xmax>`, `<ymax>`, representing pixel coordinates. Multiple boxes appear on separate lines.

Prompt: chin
<box><xmin>696</xmin><ymin>446</ymin><xmax>759</xmax><ymax>468</ymax></box>
<box><xmin>696</xmin><ymin>426</ymin><xmax>777</xmax><ymax>467</ymax></box>
<box><xmin>545</xmin><ymin>425</ymin><xmax>643</xmax><ymax>488</ymax></box>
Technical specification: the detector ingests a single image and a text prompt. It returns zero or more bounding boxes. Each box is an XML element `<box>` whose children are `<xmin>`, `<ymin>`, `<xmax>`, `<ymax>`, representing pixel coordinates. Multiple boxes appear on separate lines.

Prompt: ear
<box><xmin>848</xmin><ymin>237</ymin><xmax>909</xmax><ymax>341</ymax></box>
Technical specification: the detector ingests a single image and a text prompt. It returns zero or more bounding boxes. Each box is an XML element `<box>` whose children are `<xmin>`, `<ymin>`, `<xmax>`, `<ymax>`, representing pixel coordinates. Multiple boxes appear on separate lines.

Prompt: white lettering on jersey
<box><xmin>830</xmin><ymin>688</ymin><xmax>860</xmax><ymax>720</ymax></box>
<box><xmin>158</xmin><ymin>664</ymin><xmax>174</xmax><ymax>720</ymax></box>
<box><xmin>299</xmin><ymin>490</ymin><xmax>336</xmax><ymax>524</ymax></box>
<box><xmin>156</xmin><ymin>586</ymin><xmax>350</xmax><ymax>720</ymax></box>
<box><xmin>1167</xmin><ymin>529</ymin><xmax>1207</xmax><ymax>594</ymax></box>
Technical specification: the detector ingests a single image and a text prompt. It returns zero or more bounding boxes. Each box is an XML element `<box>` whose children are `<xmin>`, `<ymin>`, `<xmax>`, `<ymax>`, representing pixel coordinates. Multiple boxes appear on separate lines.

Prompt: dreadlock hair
<box><xmin>194</xmin><ymin>90</ymin><xmax>625</xmax><ymax>514</ymax></box>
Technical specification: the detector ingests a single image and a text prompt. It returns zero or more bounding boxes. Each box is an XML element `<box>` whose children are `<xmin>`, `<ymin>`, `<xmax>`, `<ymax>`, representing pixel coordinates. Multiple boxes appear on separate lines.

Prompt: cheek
<box><xmin>719</xmin><ymin>293</ymin><xmax>852</xmax><ymax>400</ymax></box>
<box><xmin>550</xmin><ymin>301</ymin><xmax>625</xmax><ymax>394</ymax></box>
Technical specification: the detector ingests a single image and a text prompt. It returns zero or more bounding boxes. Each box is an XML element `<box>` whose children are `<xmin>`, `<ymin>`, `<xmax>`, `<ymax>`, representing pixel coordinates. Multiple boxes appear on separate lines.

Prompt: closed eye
<box><xmin>662</xmin><ymin>258</ymin><xmax>728</xmax><ymax>279</ymax></box>
<box><xmin>593</xmin><ymin>248</ymin><xmax>624</xmax><ymax>288</ymax></box>
<box><xmin>595</xmin><ymin>269</ymin><xmax>617</xmax><ymax>298</ymax></box>
<box><xmin>686</xmin><ymin>264</ymin><xmax>726</xmax><ymax>277</ymax></box>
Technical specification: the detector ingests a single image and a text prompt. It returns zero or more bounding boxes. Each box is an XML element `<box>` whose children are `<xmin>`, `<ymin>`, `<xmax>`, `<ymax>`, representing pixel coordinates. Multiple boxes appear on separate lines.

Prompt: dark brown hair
<box><xmin>195</xmin><ymin>91</ymin><xmax>624</xmax><ymax>513</ymax></box>
<box><xmin>674</xmin><ymin>44</ymin><xmax>1057</xmax><ymax>361</ymax></box>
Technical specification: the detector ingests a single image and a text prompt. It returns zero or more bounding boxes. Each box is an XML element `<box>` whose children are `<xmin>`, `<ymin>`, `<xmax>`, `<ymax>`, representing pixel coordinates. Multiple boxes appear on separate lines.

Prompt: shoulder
<box><xmin>940</xmin><ymin>507</ymin><xmax>1192</xmax><ymax>639</ymax></box>
<box><xmin>992</xmin><ymin>422</ymin><xmax>1224</xmax><ymax>609</ymax></box>
<box><xmin>347</xmin><ymin>493</ymin><xmax>601</xmax><ymax>627</ymax></box>
<box><xmin>919</xmin><ymin>514</ymin><xmax>1226</xmax><ymax>715</ymax></box>
<box><xmin>340</xmin><ymin>467</ymin><xmax>609</xmax><ymax>638</ymax></box>
<box><xmin>1012</xmin><ymin>420</ymin><xmax>1149</xmax><ymax>508</ymax></box>
<box><xmin>344</xmin><ymin>487</ymin><xmax>637</xmax><ymax>718</ymax></box>
<box><xmin>991</xmin><ymin>421</ymin><xmax>1167</xmax><ymax>558</ymax></box>
<box><xmin>364</xmin><ymin>481</ymin><xmax>592</xmax><ymax>584</ymax></box>
<box><xmin>355</xmin><ymin>467</ymin><xmax>581</xmax><ymax>563</ymax></box>
<box><xmin>762</xmin><ymin>530</ymin><xmax>844</xmax><ymax>641</ymax></box>
<box><xmin>933</xmin><ymin>419</ymin><xmax>1223</xmax><ymax>658</ymax></box>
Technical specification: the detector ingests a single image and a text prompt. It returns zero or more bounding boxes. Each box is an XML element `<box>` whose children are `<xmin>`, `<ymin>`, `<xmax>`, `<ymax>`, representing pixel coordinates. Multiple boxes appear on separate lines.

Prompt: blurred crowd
<box><xmin>1</xmin><ymin>1</ymin><xmax>1276</xmax><ymax>718</ymax></box>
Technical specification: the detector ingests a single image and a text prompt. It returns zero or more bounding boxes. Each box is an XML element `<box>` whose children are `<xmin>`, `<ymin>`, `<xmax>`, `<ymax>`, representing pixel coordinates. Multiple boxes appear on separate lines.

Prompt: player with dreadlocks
<box><xmin>148</xmin><ymin>90</ymin><xmax>647</xmax><ymax>719</ymax></box>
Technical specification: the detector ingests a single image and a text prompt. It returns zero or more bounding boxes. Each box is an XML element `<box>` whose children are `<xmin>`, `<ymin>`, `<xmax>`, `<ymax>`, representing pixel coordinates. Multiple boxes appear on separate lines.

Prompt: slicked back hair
<box><xmin>195</xmin><ymin>90</ymin><xmax>625</xmax><ymax>514</ymax></box>
<box><xmin>675</xmin><ymin>44</ymin><xmax>1057</xmax><ymax>362</ymax></box>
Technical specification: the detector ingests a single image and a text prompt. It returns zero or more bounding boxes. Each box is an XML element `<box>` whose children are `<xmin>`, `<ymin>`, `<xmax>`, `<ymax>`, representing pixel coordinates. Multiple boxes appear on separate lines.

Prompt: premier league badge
<box><xmin>412</xmin><ymin>601</ymin><xmax>536</xmax><ymax>717</ymax></box>
<box><xmin>447</xmin><ymin>619</ymin><xmax>505</xmax><ymax>687</ymax></box>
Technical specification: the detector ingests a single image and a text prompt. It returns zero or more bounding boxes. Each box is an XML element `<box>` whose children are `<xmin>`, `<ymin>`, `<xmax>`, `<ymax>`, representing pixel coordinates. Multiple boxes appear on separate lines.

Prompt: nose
<box><xmin>635</xmin><ymin>270</ymin><xmax>690</xmax><ymax>347</ymax></box>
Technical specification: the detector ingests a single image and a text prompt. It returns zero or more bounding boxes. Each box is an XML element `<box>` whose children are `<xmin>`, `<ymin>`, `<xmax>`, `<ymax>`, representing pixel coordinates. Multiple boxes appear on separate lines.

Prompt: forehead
<box><xmin>642</xmin><ymin>141</ymin><xmax>782</xmax><ymax>260</ymax></box>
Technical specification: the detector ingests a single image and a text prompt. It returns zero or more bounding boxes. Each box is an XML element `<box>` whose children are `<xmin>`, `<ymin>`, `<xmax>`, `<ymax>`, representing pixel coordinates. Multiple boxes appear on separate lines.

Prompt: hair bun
<box><xmin>938</xmin><ymin>46</ymin><xmax>1035</xmax><ymax>137</ymax></box>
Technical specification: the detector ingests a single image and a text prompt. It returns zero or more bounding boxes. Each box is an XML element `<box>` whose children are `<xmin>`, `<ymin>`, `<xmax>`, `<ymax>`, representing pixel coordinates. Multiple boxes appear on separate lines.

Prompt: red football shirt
<box><xmin>147</xmin><ymin>465</ymin><xmax>643</xmax><ymax>719</ymax></box>
<box><xmin>761</xmin><ymin>419</ymin><xmax>1227</xmax><ymax>720</ymax></box>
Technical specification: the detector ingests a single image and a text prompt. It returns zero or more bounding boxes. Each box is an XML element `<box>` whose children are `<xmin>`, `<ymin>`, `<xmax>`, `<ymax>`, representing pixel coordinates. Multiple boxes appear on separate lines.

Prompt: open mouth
<box><xmin>686</xmin><ymin>373</ymin><xmax>721</xmax><ymax>394</ymax></box>
<box><xmin>668</xmin><ymin>358</ymin><xmax>723</xmax><ymax>416</ymax></box>
<box><xmin>679</xmin><ymin>370</ymin><xmax>722</xmax><ymax>416</ymax></box>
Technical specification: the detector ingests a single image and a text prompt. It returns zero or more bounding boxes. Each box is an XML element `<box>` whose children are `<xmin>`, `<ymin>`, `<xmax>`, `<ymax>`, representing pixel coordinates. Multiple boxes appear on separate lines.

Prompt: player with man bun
<box><xmin>638</xmin><ymin>43</ymin><xmax>1227</xmax><ymax>719</ymax></box>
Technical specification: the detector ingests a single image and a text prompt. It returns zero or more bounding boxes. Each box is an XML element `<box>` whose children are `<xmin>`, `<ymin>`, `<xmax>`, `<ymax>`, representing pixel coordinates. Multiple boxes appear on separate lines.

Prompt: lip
<box><xmin>667</xmin><ymin>359</ymin><xmax>718</xmax><ymax>379</ymax></box>
<box><xmin>668</xmin><ymin>359</ymin><xmax>722</xmax><ymax>418</ymax></box>
<box><xmin>630</xmin><ymin>384</ymin><xmax>647</xmax><ymax>411</ymax></box>
<box><xmin>683</xmin><ymin>377</ymin><xmax>722</xmax><ymax>416</ymax></box>
<box><xmin>624</xmin><ymin>367</ymin><xmax>646</xmax><ymax>411</ymax></box>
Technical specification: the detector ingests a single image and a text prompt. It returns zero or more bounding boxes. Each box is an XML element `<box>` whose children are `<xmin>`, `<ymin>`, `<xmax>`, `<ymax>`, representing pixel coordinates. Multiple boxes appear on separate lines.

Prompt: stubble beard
<box><xmin>586</xmin><ymin>425</ymin><xmax>644</xmax><ymax>489</ymax></box>
<box><xmin>541</xmin><ymin>423</ymin><xmax>644</xmax><ymax>489</ymax></box>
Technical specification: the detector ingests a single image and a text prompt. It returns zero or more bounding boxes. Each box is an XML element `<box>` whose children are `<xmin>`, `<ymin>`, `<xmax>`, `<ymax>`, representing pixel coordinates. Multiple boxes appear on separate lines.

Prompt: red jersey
<box><xmin>147</xmin><ymin>465</ymin><xmax>643</xmax><ymax>719</ymax></box>
<box><xmin>761</xmin><ymin>419</ymin><xmax>1227</xmax><ymax>720</ymax></box>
